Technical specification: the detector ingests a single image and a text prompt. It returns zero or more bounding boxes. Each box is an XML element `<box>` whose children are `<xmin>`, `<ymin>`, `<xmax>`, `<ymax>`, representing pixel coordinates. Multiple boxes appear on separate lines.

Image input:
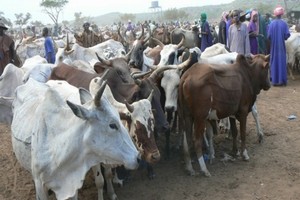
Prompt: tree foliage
<box><xmin>40</xmin><ymin>0</ymin><xmax>68</xmax><ymax>25</ymax></box>
<box><xmin>0</xmin><ymin>12</ymin><xmax>13</xmax><ymax>27</ymax></box>
<box><xmin>119</xmin><ymin>13</ymin><xmax>136</xmax><ymax>23</ymax></box>
<box><xmin>163</xmin><ymin>8</ymin><xmax>189</xmax><ymax>21</ymax></box>
<box><xmin>14</xmin><ymin>13</ymin><xmax>32</xmax><ymax>27</ymax></box>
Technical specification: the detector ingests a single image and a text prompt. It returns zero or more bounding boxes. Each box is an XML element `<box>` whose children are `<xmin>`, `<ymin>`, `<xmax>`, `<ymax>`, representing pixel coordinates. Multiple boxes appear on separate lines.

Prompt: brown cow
<box><xmin>178</xmin><ymin>54</ymin><xmax>270</xmax><ymax>176</ymax></box>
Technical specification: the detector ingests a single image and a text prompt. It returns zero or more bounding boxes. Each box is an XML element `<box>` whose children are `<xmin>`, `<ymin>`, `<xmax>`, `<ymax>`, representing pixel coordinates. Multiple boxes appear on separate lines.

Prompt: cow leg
<box><xmin>239</xmin><ymin>117</ymin><xmax>250</xmax><ymax>161</ymax></box>
<box><xmin>229</xmin><ymin>117</ymin><xmax>239</xmax><ymax>156</ymax></box>
<box><xmin>194</xmin><ymin>119</ymin><xmax>211</xmax><ymax>177</ymax></box>
<box><xmin>34</xmin><ymin>178</ymin><xmax>49</xmax><ymax>200</ymax></box>
<box><xmin>103</xmin><ymin>167</ymin><xmax>118</xmax><ymax>200</ymax></box>
<box><xmin>205</xmin><ymin>120</ymin><xmax>215</xmax><ymax>164</ymax></box>
<box><xmin>92</xmin><ymin>165</ymin><xmax>105</xmax><ymax>200</ymax></box>
<box><xmin>288</xmin><ymin>63</ymin><xmax>295</xmax><ymax>80</ymax></box>
<box><xmin>251</xmin><ymin>103</ymin><xmax>264</xmax><ymax>143</ymax></box>
<box><xmin>165</xmin><ymin>127</ymin><xmax>171</xmax><ymax>159</ymax></box>
<box><xmin>182</xmin><ymin>130</ymin><xmax>195</xmax><ymax>176</ymax></box>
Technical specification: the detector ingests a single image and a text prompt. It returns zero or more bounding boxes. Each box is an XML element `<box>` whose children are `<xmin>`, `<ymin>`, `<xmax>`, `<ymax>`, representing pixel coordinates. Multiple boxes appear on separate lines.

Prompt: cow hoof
<box><xmin>242</xmin><ymin>149</ymin><xmax>250</xmax><ymax>161</ymax></box>
<box><xmin>258</xmin><ymin>134</ymin><xmax>264</xmax><ymax>144</ymax></box>
<box><xmin>187</xmin><ymin>169</ymin><xmax>197</xmax><ymax>176</ymax></box>
<box><xmin>203</xmin><ymin>171</ymin><xmax>211</xmax><ymax>177</ymax></box>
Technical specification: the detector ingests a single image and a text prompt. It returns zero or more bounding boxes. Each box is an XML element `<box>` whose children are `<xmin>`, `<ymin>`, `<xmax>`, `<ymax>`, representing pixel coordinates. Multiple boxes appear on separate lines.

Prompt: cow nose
<box><xmin>129</xmin><ymin>59</ymin><xmax>135</xmax><ymax>66</ymax></box>
<box><xmin>151</xmin><ymin>151</ymin><xmax>161</xmax><ymax>162</ymax></box>
<box><xmin>165</xmin><ymin>106</ymin><xmax>175</xmax><ymax>113</ymax></box>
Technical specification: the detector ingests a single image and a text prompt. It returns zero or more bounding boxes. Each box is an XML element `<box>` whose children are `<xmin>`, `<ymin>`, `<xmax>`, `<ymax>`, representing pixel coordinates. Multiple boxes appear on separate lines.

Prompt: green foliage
<box><xmin>119</xmin><ymin>13</ymin><xmax>136</xmax><ymax>22</ymax></box>
<box><xmin>14</xmin><ymin>13</ymin><xmax>32</xmax><ymax>26</ymax></box>
<box><xmin>163</xmin><ymin>8</ymin><xmax>188</xmax><ymax>21</ymax></box>
<box><xmin>40</xmin><ymin>0</ymin><xmax>69</xmax><ymax>25</ymax></box>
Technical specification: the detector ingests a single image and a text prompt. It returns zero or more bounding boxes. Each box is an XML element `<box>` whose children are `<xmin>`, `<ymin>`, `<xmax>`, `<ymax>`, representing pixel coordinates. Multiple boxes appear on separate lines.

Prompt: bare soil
<box><xmin>1</xmin><ymin>73</ymin><xmax>300</xmax><ymax>200</ymax></box>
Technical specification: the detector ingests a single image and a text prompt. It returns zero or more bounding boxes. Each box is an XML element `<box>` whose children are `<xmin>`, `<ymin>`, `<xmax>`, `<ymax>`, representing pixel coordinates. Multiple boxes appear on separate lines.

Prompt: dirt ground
<box><xmin>1</xmin><ymin>73</ymin><xmax>300</xmax><ymax>200</ymax></box>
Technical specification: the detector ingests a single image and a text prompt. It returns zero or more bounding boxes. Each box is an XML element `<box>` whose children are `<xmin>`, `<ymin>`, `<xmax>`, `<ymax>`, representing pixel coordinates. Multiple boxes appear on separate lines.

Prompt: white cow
<box><xmin>55</xmin><ymin>39</ymin><xmax>126</xmax><ymax>65</ymax></box>
<box><xmin>11</xmin><ymin>78</ymin><xmax>139</xmax><ymax>200</ymax></box>
<box><xmin>89</xmin><ymin>77</ymin><xmax>158</xmax><ymax>200</ymax></box>
<box><xmin>285</xmin><ymin>32</ymin><xmax>300</xmax><ymax>80</ymax></box>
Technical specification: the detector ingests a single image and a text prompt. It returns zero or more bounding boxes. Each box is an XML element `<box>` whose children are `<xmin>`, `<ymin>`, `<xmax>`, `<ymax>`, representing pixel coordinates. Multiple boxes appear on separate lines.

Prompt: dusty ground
<box><xmin>1</xmin><ymin>73</ymin><xmax>300</xmax><ymax>200</ymax></box>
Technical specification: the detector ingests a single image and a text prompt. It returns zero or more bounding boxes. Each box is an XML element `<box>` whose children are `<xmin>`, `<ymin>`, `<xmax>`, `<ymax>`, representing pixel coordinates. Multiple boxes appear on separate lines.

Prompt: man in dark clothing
<box><xmin>0</xmin><ymin>21</ymin><xmax>14</xmax><ymax>76</ymax></box>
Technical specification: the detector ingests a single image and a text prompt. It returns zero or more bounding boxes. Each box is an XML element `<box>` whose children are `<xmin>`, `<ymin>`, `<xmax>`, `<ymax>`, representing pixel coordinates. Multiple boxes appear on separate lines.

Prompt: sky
<box><xmin>1</xmin><ymin>0</ymin><xmax>234</xmax><ymax>24</ymax></box>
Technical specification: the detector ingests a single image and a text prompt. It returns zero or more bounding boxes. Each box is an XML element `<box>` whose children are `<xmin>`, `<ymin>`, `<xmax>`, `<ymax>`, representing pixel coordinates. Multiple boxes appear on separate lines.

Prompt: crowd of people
<box><xmin>0</xmin><ymin>5</ymin><xmax>293</xmax><ymax>85</ymax></box>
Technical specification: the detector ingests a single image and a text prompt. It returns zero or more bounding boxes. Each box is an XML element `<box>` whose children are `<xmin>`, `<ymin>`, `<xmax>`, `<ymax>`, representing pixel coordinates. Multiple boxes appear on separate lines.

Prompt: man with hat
<box><xmin>0</xmin><ymin>21</ymin><xmax>14</xmax><ymax>76</ymax></box>
<box><xmin>267</xmin><ymin>6</ymin><xmax>290</xmax><ymax>86</ymax></box>
<box><xmin>228</xmin><ymin>9</ymin><xmax>251</xmax><ymax>56</ymax></box>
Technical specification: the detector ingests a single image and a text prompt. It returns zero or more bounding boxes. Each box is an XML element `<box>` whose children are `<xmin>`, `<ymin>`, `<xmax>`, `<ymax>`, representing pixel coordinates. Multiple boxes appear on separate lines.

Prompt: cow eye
<box><xmin>109</xmin><ymin>123</ymin><xmax>118</xmax><ymax>130</ymax></box>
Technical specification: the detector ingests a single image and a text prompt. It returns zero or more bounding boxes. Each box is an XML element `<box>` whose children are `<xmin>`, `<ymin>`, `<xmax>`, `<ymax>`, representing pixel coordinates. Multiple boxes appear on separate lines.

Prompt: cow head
<box><xmin>89</xmin><ymin>77</ymin><xmax>160</xmax><ymax>164</ymax></box>
<box><xmin>250</xmin><ymin>54</ymin><xmax>271</xmax><ymax>91</ymax></box>
<box><xmin>160</xmin><ymin>53</ymin><xmax>193</xmax><ymax>113</ymax></box>
<box><xmin>128</xmin><ymin>26</ymin><xmax>151</xmax><ymax>70</ymax></box>
<box><xmin>158</xmin><ymin>35</ymin><xmax>185</xmax><ymax>66</ymax></box>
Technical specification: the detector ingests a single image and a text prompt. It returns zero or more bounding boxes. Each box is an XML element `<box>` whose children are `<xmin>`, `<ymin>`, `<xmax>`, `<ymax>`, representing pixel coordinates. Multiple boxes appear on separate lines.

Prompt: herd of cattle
<box><xmin>0</xmin><ymin>24</ymin><xmax>299</xmax><ymax>199</ymax></box>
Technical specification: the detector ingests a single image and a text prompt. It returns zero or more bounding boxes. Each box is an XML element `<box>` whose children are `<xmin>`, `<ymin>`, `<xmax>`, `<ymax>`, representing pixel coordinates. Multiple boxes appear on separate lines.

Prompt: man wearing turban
<box><xmin>267</xmin><ymin>6</ymin><xmax>290</xmax><ymax>86</ymax></box>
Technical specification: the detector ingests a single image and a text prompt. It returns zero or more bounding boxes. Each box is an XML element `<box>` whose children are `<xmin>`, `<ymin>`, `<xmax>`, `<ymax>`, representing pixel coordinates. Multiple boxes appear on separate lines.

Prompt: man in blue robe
<box><xmin>267</xmin><ymin>6</ymin><xmax>290</xmax><ymax>86</ymax></box>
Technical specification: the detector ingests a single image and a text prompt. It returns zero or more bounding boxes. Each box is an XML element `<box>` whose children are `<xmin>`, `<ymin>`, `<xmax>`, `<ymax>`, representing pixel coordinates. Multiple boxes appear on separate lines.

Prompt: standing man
<box><xmin>0</xmin><ymin>21</ymin><xmax>15</xmax><ymax>76</ymax></box>
<box><xmin>218</xmin><ymin>11</ymin><xmax>228</xmax><ymax>45</ymax></box>
<box><xmin>42</xmin><ymin>27</ymin><xmax>55</xmax><ymax>64</ymax></box>
<box><xmin>248</xmin><ymin>10</ymin><xmax>259</xmax><ymax>55</ymax></box>
<box><xmin>268</xmin><ymin>6</ymin><xmax>290</xmax><ymax>86</ymax></box>
<box><xmin>228</xmin><ymin>10</ymin><xmax>251</xmax><ymax>56</ymax></box>
<box><xmin>74</xmin><ymin>22</ymin><xmax>100</xmax><ymax>48</ymax></box>
<box><xmin>200</xmin><ymin>13</ymin><xmax>213</xmax><ymax>52</ymax></box>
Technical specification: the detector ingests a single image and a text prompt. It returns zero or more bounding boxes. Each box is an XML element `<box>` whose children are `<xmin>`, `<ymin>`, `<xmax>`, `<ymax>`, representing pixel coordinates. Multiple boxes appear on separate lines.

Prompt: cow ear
<box><xmin>66</xmin><ymin>100</ymin><xmax>91</xmax><ymax>120</ymax></box>
<box><xmin>78</xmin><ymin>88</ymin><xmax>93</xmax><ymax>104</ymax></box>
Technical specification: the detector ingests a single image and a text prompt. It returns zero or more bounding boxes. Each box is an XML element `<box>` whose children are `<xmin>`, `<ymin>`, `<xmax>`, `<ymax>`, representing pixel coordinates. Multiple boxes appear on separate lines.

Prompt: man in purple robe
<box><xmin>200</xmin><ymin>13</ymin><xmax>213</xmax><ymax>52</ymax></box>
<box><xmin>267</xmin><ymin>6</ymin><xmax>290</xmax><ymax>86</ymax></box>
<box><xmin>248</xmin><ymin>10</ymin><xmax>259</xmax><ymax>54</ymax></box>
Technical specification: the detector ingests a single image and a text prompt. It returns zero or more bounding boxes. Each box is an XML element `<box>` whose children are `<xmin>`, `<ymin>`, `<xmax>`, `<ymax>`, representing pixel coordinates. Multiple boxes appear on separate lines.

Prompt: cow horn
<box><xmin>134</xmin><ymin>78</ymin><xmax>142</xmax><ymax>86</ymax></box>
<box><xmin>176</xmin><ymin>34</ymin><xmax>185</xmax><ymax>49</ymax></box>
<box><xmin>131</xmin><ymin>70</ymin><xmax>152</xmax><ymax>79</ymax></box>
<box><xmin>177</xmin><ymin>52</ymin><xmax>192</xmax><ymax>70</ymax></box>
<box><xmin>95</xmin><ymin>52</ymin><xmax>112</xmax><ymax>66</ymax></box>
<box><xmin>94</xmin><ymin>80</ymin><xmax>107</xmax><ymax>107</ymax></box>
<box><xmin>118</xmin><ymin>26</ymin><xmax>128</xmax><ymax>45</ymax></box>
<box><xmin>51</xmin><ymin>36</ymin><xmax>59</xmax><ymax>54</ymax></box>
<box><xmin>149</xmin><ymin>66</ymin><xmax>177</xmax><ymax>81</ymax></box>
<box><xmin>138</xmin><ymin>24</ymin><xmax>144</xmax><ymax>40</ymax></box>
<box><xmin>142</xmin><ymin>25</ymin><xmax>151</xmax><ymax>44</ymax></box>
<box><xmin>65</xmin><ymin>33</ymin><xmax>71</xmax><ymax>51</ymax></box>
<box><xmin>265</xmin><ymin>54</ymin><xmax>270</xmax><ymax>62</ymax></box>
<box><xmin>125</xmin><ymin>46</ymin><xmax>133</xmax><ymax>62</ymax></box>
<box><xmin>101</xmin><ymin>68</ymin><xmax>110</xmax><ymax>80</ymax></box>
<box><xmin>147</xmin><ymin>89</ymin><xmax>154</xmax><ymax>102</ymax></box>
<box><xmin>125</xmin><ymin>100</ymin><xmax>134</xmax><ymax>113</ymax></box>
<box><xmin>151</xmin><ymin>37</ymin><xmax>164</xmax><ymax>48</ymax></box>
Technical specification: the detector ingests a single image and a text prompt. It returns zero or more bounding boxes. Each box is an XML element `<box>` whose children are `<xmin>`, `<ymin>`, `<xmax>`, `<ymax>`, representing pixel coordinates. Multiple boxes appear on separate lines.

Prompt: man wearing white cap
<box><xmin>0</xmin><ymin>21</ymin><xmax>14</xmax><ymax>76</ymax></box>
<box><xmin>267</xmin><ymin>6</ymin><xmax>290</xmax><ymax>86</ymax></box>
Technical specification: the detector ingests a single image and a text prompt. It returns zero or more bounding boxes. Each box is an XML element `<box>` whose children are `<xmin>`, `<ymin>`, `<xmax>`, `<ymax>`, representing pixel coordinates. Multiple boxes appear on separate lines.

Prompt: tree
<box><xmin>40</xmin><ymin>0</ymin><xmax>69</xmax><ymax>36</ymax></box>
<box><xmin>0</xmin><ymin>12</ymin><xmax>13</xmax><ymax>28</ymax></box>
<box><xmin>119</xmin><ymin>13</ymin><xmax>136</xmax><ymax>23</ymax></box>
<box><xmin>14</xmin><ymin>13</ymin><xmax>32</xmax><ymax>27</ymax></box>
<box><xmin>163</xmin><ymin>8</ymin><xmax>188</xmax><ymax>22</ymax></box>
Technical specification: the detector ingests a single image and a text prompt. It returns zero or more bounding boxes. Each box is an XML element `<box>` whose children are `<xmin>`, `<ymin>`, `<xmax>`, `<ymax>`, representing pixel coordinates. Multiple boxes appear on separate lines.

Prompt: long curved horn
<box><xmin>101</xmin><ymin>68</ymin><xmax>110</xmax><ymax>80</ymax></box>
<box><xmin>65</xmin><ymin>33</ymin><xmax>71</xmax><ymax>51</ymax></box>
<box><xmin>151</xmin><ymin>37</ymin><xmax>164</xmax><ymax>48</ymax></box>
<box><xmin>131</xmin><ymin>70</ymin><xmax>153</xmax><ymax>79</ymax></box>
<box><xmin>118</xmin><ymin>26</ymin><xmax>128</xmax><ymax>44</ymax></box>
<box><xmin>177</xmin><ymin>52</ymin><xmax>192</xmax><ymax>70</ymax></box>
<box><xmin>176</xmin><ymin>34</ymin><xmax>185</xmax><ymax>49</ymax></box>
<box><xmin>51</xmin><ymin>36</ymin><xmax>59</xmax><ymax>54</ymax></box>
<box><xmin>94</xmin><ymin>80</ymin><xmax>107</xmax><ymax>107</ymax></box>
<box><xmin>149</xmin><ymin>66</ymin><xmax>177</xmax><ymax>81</ymax></box>
<box><xmin>142</xmin><ymin>24</ymin><xmax>151</xmax><ymax>44</ymax></box>
<box><xmin>138</xmin><ymin>24</ymin><xmax>144</xmax><ymax>40</ymax></box>
<box><xmin>124</xmin><ymin>46</ymin><xmax>133</xmax><ymax>62</ymax></box>
<box><xmin>95</xmin><ymin>52</ymin><xmax>112</xmax><ymax>66</ymax></box>
<box><xmin>134</xmin><ymin>78</ymin><xmax>142</xmax><ymax>86</ymax></box>
<box><xmin>125</xmin><ymin>100</ymin><xmax>134</xmax><ymax>113</ymax></box>
<box><xmin>147</xmin><ymin>89</ymin><xmax>154</xmax><ymax>102</ymax></box>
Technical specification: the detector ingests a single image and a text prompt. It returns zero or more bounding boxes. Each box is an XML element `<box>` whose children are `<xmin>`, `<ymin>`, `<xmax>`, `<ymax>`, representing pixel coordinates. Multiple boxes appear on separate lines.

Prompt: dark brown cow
<box><xmin>178</xmin><ymin>54</ymin><xmax>270</xmax><ymax>176</ymax></box>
